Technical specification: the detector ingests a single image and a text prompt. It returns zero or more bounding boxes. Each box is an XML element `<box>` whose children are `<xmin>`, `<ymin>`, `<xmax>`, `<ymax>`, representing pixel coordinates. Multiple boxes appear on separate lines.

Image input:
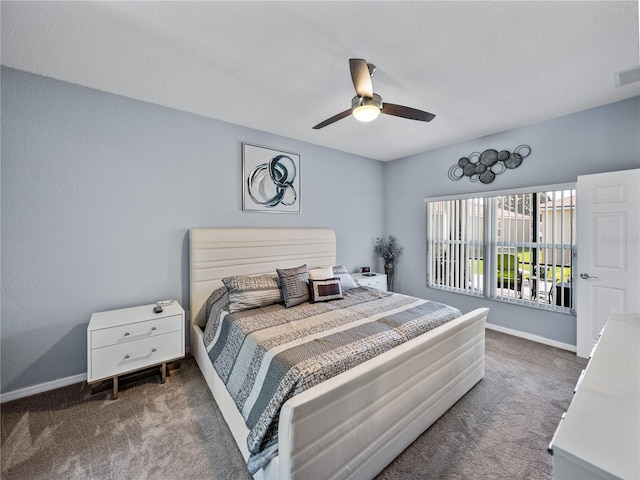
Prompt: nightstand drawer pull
<box><xmin>91</xmin><ymin>315</ymin><xmax>182</xmax><ymax>349</ymax></box>
<box><xmin>124</xmin><ymin>348</ymin><xmax>157</xmax><ymax>360</ymax></box>
<box><xmin>123</xmin><ymin>326</ymin><xmax>157</xmax><ymax>338</ymax></box>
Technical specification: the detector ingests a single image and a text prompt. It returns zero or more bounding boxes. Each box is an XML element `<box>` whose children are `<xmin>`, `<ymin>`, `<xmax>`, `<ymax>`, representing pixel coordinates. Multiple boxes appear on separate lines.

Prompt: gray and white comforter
<box><xmin>204</xmin><ymin>286</ymin><xmax>461</xmax><ymax>473</ymax></box>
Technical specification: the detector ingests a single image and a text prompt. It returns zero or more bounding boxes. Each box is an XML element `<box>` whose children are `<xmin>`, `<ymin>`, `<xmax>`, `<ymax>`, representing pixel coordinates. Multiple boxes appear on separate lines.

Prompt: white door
<box><xmin>576</xmin><ymin>169</ymin><xmax>640</xmax><ymax>358</ymax></box>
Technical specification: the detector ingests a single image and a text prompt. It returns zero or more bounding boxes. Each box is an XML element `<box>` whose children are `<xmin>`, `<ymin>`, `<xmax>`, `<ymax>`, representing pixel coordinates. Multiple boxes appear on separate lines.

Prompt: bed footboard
<box><xmin>277</xmin><ymin>307</ymin><xmax>488</xmax><ymax>480</ymax></box>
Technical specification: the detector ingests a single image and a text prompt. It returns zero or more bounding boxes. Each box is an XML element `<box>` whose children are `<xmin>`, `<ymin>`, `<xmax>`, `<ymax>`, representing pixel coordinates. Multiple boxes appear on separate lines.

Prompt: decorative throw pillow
<box><xmin>277</xmin><ymin>264</ymin><xmax>310</xmax><ymax>308</ymax></box>
<box><xmin>332</xmin><ymin>265</ymin><xmax>358</xmax><ymax>290</ymax></box>
<box><xmin>308</xmin><ymin>266</ymin><xmax>334</xmax><ymax>280</ymax></box>
<box><xmin>309</xmin><ymin>278</ymin><xmax>343</xmax><ymax>303</ymax></box>
<box><xmin>222</xmin><ymin>274</ymin><xmax>282</xmax><ymax>313</ymax></box>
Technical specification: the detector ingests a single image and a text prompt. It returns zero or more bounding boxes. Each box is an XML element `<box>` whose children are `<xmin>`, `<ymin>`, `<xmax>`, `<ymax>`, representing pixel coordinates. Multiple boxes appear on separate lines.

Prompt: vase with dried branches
<box><xmin>374</xmin><ymin>235</ymin><xmax>403</xmax><ymax>291</ymax></box>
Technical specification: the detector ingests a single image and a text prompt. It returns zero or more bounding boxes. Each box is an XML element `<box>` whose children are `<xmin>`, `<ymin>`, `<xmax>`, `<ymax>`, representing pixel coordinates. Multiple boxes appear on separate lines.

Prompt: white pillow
<box><xmin>308</xmin><ymin>266</ymin><xmax>334</xmax><ymax>280</ymax></box>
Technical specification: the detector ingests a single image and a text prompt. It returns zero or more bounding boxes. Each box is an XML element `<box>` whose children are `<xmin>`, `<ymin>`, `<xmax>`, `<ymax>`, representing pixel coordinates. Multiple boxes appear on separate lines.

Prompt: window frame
<box><xmin>425</xmin><ymin>183</ymin><xmax>576</xmax><ymax>313</ymax></box>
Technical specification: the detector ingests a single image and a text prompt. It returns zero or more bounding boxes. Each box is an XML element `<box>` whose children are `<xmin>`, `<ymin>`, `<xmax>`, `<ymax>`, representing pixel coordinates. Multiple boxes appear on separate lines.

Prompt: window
<box><xmin>426</xmin><ymin>185</ymin><xmax>575</xmax><ymax>312</ymax></box>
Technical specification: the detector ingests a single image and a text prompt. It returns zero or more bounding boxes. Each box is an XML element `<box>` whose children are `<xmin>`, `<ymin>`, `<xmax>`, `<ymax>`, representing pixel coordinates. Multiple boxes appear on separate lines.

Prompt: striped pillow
<box><xmin>277</xmin><ymin>264</ymin><xmax>310</xmax><ymax>308</ymax></box>
<box><xmin>222</xmin><ymin>274</ymin><xmax>283</xmax><ymax>313</ymax></box>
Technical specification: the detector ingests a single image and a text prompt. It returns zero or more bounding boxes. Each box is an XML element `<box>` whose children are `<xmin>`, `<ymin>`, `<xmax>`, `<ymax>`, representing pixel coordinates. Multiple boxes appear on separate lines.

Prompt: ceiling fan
<box><xmin>312</xmin><ymin>58</ymin><xmax>436</xmax><ymax>130</ymax></box>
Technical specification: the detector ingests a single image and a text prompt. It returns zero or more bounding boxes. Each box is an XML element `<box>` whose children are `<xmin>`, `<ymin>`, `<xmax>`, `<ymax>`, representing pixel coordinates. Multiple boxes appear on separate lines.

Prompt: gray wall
<box><xmin>2</xmin><ymin>65</ymin><xmax>639</xmax><ymax>396</ymax></box>
<box><xmin>384</xmin><ymin>96</ymin><xmax>640</xmax><ymax>346</ymax></box>
<box><xmin>0</xmin><ymin>67</ymin><xmax>385</xmax><ymax>393</ymax></box>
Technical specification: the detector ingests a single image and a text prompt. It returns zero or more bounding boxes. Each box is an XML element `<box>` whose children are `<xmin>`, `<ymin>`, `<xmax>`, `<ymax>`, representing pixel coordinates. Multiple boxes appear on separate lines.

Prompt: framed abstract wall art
<box><xmin>242</xmin><ymin>143</ymin><xmax>301</xmax><ymax>214</ymax></box>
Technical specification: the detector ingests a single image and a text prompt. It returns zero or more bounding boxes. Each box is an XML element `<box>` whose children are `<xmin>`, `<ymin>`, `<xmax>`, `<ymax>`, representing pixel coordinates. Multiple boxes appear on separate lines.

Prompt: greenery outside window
<box><xmin>426</xmin><ymin>184</ymin><xmax>576</xmax><ymax>312</ymax></box>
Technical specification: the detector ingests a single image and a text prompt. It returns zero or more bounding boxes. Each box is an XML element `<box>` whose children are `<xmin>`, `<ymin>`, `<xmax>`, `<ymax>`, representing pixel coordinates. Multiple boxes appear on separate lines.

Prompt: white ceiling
<box><xmin>2</xmin><ymin>1</ymin><xmax>639</xmax><ymax>161</ymax></box>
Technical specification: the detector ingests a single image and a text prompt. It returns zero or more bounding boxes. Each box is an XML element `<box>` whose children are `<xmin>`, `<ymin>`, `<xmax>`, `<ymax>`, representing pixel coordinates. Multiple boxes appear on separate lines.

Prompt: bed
<box><xmin>189</xmin><ymin>228</ymin><xmax>488</xmax><ymax>480</ymax></box>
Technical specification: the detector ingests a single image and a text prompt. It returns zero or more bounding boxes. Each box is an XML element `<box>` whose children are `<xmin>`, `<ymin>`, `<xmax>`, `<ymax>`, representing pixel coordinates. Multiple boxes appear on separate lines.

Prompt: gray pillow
<box><xmin>332</xmin><ymin>265</ymin><xmax>358</xmax><ymax>290</ymax></box>
<box><xmin>222</xmin><ymin>274</ymin><xmax>283</xmax><ymax>313</ymax></box>
<box><xmin>277</xmin><ymin>264</ymin><xmax>310</xmax><ymax>308</ymax></box>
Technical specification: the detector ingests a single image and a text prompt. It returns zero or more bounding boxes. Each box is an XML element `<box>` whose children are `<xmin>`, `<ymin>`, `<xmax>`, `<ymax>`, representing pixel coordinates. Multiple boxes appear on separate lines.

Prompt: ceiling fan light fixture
<box><xmin>352</xmin><ymin>94</ymin><xmax>382</xmax><ymax>122</ymax></box>
<box><xmin>312</xmin><ymin>59</ymin><xmax>435</xmax><ymax>129</ymax></box>
<box><xmin>353</xmin><ymin>105</ymin><xmax>380</xmax><ymax>122</ymax></box>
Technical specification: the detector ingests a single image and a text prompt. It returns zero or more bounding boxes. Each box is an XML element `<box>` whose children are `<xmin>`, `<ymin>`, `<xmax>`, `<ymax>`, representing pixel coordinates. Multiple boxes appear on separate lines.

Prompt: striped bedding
<box><xmin>204</xmin><ymin>286</ymin><xmax>461</xmax><ymax>473</ymax></box>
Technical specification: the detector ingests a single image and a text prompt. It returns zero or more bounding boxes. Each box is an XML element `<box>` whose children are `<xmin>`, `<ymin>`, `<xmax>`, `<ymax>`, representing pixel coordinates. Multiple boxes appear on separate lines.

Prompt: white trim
<box><xmin>1</xmin><ymin>347</ymin><xmax>194</xmax><ymax>403</ymax></box>
<box><xmin>425</xmin><ymin>182</ymin><xmax>576</xmax><ymax>203</ymax></box>
<box><xmin>0</xmin><ymin>325</ymin><xmax>574</xmax><ymax>404</ymax></box>
<box><xmin>0</xmin><ymin>373</ymin><xmax>87</xmax><ymax>403</ymax></box>
<box><xmin>485</xmin><ymin>322</ymin><xmax>576</xmax><ymax>353</ymax></box>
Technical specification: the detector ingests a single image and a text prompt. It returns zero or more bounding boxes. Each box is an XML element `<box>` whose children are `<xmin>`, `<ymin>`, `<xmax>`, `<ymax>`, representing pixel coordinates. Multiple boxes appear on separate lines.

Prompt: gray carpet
<box><xmin>1</xmin><ymin>329</ymin><xmax>586</xmax><ymax>480</ymax></box>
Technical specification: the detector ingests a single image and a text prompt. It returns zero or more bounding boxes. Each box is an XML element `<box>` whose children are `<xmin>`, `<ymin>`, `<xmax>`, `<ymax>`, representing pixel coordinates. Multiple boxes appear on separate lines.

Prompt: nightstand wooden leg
<box><xmin>113</xmin><ymin>376</ymin><xmax>119</xmax><ymax>400</ymax></box>
<box><xmin>161</xmin><ymin>362</ymin><xmax>167</xmax><ymax>384</ymax></box>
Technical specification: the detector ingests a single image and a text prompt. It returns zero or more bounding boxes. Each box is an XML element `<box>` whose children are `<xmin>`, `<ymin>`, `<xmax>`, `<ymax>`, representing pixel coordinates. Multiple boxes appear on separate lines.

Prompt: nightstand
<box><xmin>352</xmin><ymin>272</ymin><xmax>388</xmax><ymax>291</ymax></box>
<box><xmin>87</xmin><ymin>301</ymin><xmax>185</xmax><ymax>399</ymax></box>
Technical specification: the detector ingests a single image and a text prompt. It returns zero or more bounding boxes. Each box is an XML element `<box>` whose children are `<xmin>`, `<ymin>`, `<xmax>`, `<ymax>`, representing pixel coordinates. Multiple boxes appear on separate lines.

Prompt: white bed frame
<box><xmin>189</xmin><ymin>228</ymin><xmax>488</xmax><ymax>480</ymax></box>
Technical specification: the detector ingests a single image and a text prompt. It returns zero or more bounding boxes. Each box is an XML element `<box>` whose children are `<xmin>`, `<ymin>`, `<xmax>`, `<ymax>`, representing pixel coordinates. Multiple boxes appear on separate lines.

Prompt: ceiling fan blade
<box><xmin>382</xmin><ymin>103</ymin><xmax>436</xmax><ymax>122</ymax></box>
<box><xmin>312</xmin><ymin>109</ymin><xmax>352</xmax><ymax>129</ymax></box>
<box><xmin>349</xmin><ymin>58</ymin><xmax>373</xmax><ymax>98</ymax></box>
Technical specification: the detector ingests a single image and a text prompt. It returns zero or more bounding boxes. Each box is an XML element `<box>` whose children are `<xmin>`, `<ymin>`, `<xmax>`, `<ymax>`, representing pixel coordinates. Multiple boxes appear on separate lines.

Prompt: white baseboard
<box><xmin>1</xmin><ymin>332</ymin><xmax>573</xmax><ymax>403</ymax></box>
<box><xmin>1</xmin><ymin>331</ymin><xmax>571</xmax><ymax>403</ymax></box>
<box><xmin>1</xmin><ymin>347</ymin><xmax>194</xmax><ymax>404</ymax></box>
<box><xmin>486</xmin><ymin>322</ymin><xmax>577</xmax><ymax>353</ymax></box>
<box><xmin>1</xmin><ymin>373</ymin><xmax>87</xmax><ymax>404</ymax></box>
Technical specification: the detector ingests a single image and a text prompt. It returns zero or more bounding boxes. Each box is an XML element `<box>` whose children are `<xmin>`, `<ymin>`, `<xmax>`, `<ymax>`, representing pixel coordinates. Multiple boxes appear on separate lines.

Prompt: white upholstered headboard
<box><xmin>189</xmin><ymin>228</ymin><xmax>336</xmax><ymax>327</ymax></box>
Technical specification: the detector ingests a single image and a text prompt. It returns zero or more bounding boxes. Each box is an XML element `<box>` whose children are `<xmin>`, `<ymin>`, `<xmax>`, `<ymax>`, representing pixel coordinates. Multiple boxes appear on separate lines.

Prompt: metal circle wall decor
<box><xmin>448</xmin><ymin>145</ymin><xmax>531</xmax><ymax>184</ymax></box>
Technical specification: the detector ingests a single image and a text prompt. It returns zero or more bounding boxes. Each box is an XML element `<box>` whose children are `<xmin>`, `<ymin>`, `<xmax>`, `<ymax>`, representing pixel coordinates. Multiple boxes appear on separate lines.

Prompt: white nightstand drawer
<box><xmin>358</xmin><ymin>276</ymin><xmax>385</xmax><ymax>288</ymax></box>
<box><xmin>91</xmin><ymin>314</ymin><xmax>182</xmax><ymax>349</ymax></box>
<box><xmin>90</xmin><ymin>330</ymin><xmax>183</xmax><ymax>381</ymax></box>
<box><xmin>352</xmin><ymin>273</ymin><xmax>388</xmax><ymax>291</ymax></box>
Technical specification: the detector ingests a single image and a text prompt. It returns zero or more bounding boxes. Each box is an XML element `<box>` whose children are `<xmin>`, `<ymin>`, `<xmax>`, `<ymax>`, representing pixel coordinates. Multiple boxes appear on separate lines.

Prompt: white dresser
<box><xmin>352</xmin><ymin>272</ymin><xmax>388</xmax><ymax>291</ymax></box>
<box><xmin>550</xmin><ymin>312</ymin><xmax>640</xmax><ymax>479</ymax></box>
<box><xmin>87</xmin><ymin>301</ymin><xmax>185</xmax><ymax>398</ymax></box>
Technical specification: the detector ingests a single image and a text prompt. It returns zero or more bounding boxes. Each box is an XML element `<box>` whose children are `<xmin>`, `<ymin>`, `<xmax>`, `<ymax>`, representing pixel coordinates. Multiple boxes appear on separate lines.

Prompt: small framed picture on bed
<box><xmin>242</xmin><ymin>143</ymin><xmax>301</xmax><ymax>214</ymax></box>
